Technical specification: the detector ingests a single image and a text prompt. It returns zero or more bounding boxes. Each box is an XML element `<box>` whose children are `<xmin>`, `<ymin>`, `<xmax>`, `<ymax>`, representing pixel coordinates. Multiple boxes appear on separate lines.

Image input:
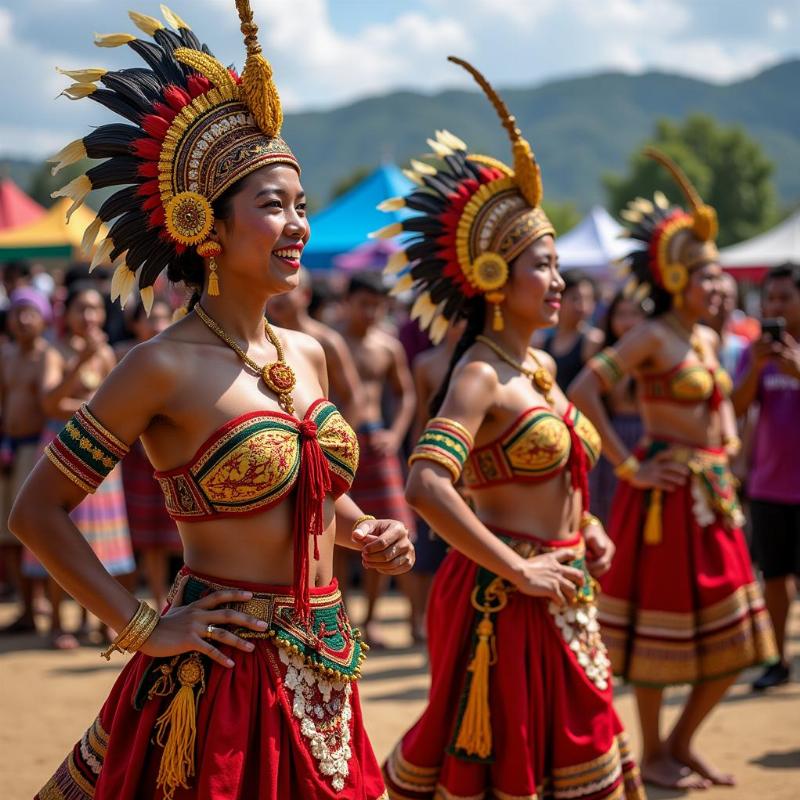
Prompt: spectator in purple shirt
<box><xmin>733</xmin><ymin>263</ymin><xmax>800</xmax><ymax>690</ymax></box>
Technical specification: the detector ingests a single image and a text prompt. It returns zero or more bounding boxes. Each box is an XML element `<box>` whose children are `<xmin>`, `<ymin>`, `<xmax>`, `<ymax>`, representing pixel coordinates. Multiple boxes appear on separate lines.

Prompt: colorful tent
<box><xmin>0</xmin><ymin>199</ymin><xmax>108</xmax><ymax>263</ymax></box>
<box><xmin>720</xmin><ymin>210</ymin><xmax>800</xmax><ymax>281</ymax></box>
<box><xmin>0</xmin><ymin>179</ymin><xmax>45</xmax><ymax>231</ymax></box>
<box><xmin>556</xmin><ymin>206</ymin><xmax>630</xmax><ymax>278</ymax></box>
<box><xmin>303</xmin><ymin>164</ymin><xmax>414</xmax><ymax>270</ymax></box>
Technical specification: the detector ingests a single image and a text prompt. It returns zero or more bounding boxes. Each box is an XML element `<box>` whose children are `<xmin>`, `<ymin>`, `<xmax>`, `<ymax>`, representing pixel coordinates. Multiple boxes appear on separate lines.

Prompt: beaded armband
<box><xmin>408</xmin><ymin>417</ymin><xmax>474</xmax><ymax>482</ymax></box>
<box><xmin>45</xmin><ymin>404</ymin><xmax>130</xmax><ymax>493</ymax></box>
<box><xmin>587</xmin><ymin>347</ymin><xmax>625</xmax><ymax>391</ymax></box>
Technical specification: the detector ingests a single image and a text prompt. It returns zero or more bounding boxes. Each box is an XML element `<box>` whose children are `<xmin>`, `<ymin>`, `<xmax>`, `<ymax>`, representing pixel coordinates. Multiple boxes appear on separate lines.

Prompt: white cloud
<box><xmin>768</xmin><ymin>8</ymin><xmax>790</xmax><ymax>31</ymax></box>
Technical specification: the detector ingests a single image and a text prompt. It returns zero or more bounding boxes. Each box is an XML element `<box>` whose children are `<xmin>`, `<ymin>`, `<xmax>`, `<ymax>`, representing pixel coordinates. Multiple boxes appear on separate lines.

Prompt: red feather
<box><xmin>162</xmin><ymin>85</ymin><xmax>191</xmax><ymax>112</ymax></box>
<box><xmin>136</xmin><ymin>179</ymin><xmax>160</xmax><ymax>197</ymax></box>
<box><xmin>142</xmin><ymin>114</ymin><xmax>170</xmax><ymax>140</ymax></box>
<box><xmin>132</xmin><ymin>137</ymin><xmax>162</xmax><ymax>161</ymax></box>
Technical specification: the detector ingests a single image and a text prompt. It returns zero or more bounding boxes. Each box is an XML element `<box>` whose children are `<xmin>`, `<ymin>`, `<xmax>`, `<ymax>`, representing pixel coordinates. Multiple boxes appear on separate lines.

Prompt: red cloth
<box><xmin>383</xmin><ymin>530</ymin><xmax>644</xmax><ymax>800</ymax></box>
<box><xmin>35</xmin><ymin>573</ymin><xmax>387</xmax><ymax>800</ymax></box>
<box><xmin>598</xmin><ymin>455</ymin><xmax>777</xmax><ymax>686</ymax></box>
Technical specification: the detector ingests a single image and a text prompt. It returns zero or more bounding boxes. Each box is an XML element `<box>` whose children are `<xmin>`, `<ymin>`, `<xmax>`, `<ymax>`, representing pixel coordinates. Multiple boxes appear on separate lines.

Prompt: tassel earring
<box><xmin>197</xmin><ymin>240</ymin><xmax>222</xmax><ymax>297</ymax></box>
<box><xmin>486</xmin><ymin>291</ymin><xmax>505</xmax><ymax>331</ymax></box>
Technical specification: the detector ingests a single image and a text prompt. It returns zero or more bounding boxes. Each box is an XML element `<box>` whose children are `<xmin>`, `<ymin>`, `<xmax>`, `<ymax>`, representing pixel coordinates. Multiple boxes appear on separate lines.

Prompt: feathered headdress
<box><xmin>50</xmin><ymin>2</ymin><xmax>297</xmax><ymax>311</ymax></box>
<box><xmin>375</xmin><ymin>56</ymin><xmax>554</xmax><ymax>342</ymax></box>
<box><xmin>619</xmin><ymin>147</ymin><xmax>719</xmax><ymax>307</ymax></box>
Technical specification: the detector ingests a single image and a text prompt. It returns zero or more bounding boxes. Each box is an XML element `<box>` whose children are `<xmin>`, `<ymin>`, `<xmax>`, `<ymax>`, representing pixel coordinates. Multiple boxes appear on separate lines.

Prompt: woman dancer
<box><xmin>376</xmin><ymin>57</ymin><xmax>644</xmax><ymax>800</ymax></box>
<box><xmin>12</xmin><ymin>5</ymin><xmax>413</xmax><ymax>798</ymax></box>
<box><xmin>587</xmin><ymin>291</ymin><xmax>645</xmax><ymax>526</ymax></box>
<box><xmin>569</xmin><ymin>149</ymin><xmax>776</xmax><ymax>789</ymax></box>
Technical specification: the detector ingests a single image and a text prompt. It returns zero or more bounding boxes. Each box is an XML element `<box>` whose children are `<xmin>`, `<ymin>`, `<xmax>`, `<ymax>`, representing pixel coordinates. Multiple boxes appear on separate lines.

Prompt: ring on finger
<box><xmin>205</xmin><ymin>624</ymin><xmax>216</xmax><ymax>638</ymax></box>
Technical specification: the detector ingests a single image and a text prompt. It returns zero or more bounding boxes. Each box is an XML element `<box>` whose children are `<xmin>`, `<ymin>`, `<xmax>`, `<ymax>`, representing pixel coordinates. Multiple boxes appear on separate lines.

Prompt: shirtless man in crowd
<box><xmin>337</xmin><ymin>272</ymin><xmax>418</xmax><ymax>643</ymax></box>
<box><xmin>0</xmin><ymin>288</ymin><xmax>51</xmax><ymax>635</ymax></box>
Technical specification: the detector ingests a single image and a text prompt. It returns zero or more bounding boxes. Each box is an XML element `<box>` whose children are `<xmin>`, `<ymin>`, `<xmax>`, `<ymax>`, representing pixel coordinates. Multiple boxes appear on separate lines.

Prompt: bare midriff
<box><xmin>177</xmin><ymin>494</ymin><xmax>338</xmax><ymax>587</ymax></box>
<box><xmin>639</xmin><ymin>399</ymin><xmax>723</xmax><ymax>449</ymax></box>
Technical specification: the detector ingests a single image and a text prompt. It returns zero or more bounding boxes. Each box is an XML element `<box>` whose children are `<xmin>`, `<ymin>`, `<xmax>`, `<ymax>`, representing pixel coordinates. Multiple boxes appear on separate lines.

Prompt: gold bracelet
<box><xmin>101</xmin><ymin>601</ymin><xmax>159</xmax><ymax>661</ymax></box>
<box><xmin>723</xmin><ymin>434</ymin><xmax>741</xmax><ymax>456</ymax></box>
<box><xmin>614</xmin><ymin>455</ymin><xmax>640</xmax><ymax>481</ymax></box>
<box><xmin>352</xmin><ymin>514</ymin><xmax>376</xmax><ymax>532</ymax></box>
<box><xmin>579</xmin><ymin>513</ymin><xmax>602</xmax><ymax>531</ymax></box>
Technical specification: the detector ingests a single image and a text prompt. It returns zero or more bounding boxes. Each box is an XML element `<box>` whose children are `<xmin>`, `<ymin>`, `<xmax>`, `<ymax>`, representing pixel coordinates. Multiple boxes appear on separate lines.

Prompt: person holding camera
<box><xmin>733</xmin><ymin>263</ymin><xmax>800</xmax><ymax>690</ymax></box>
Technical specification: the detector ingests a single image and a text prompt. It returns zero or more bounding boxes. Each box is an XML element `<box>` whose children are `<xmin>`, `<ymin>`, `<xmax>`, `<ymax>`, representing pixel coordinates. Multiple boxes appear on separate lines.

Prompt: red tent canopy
<box><xmin>0</xmin><ymin>179</ymin><xmax>46</xmax><ymax>231</ymax></box>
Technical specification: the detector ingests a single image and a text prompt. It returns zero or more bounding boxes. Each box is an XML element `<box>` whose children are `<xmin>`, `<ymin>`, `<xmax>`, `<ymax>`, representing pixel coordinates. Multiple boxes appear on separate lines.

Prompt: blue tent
<box><xmin>303</xmin><ymin>164</ymin><xmax>414</xmax><ymax>270</ymax></box>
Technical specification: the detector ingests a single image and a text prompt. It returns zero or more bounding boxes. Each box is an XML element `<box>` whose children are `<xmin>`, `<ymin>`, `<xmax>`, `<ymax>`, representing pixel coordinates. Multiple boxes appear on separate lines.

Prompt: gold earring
<box><xmin>208</xmin><ymin>256</ymin><xmax>220</xmax><ymax>296</ymax></box>
<box><xmin>486</xmin><ymin>291</ymin><xmax>505</xmax><ymax>331</ymax></box>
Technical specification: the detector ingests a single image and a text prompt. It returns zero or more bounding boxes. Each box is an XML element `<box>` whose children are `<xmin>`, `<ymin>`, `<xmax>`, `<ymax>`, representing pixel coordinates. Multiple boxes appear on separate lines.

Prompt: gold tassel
<box><xmin>644</xmin><ymin>488</ymin><xmax>663</xmax><ymax>545</ymax></box>
<box><xmin>154</xmin><ymin>654</ymin><xmax>204</xmax><ymax>800</ymax></box>
<box><xmin>486</xmin><ymin>291</ymin><xmax>505</xmax><ymax>331</ymax></box>
<box><xmin>235</xmin><ymin>0</ymin><xmax>283</xmax><ymax>138</ymax></box>
<box><xmin>207</xmin><ymin>257</ymin><xmax>220</xmax><ymax>296</ymax></box>
<box><xmin>454</xmin><ymin>615</ymin><xmax>496</xmax><ymax>758</ymax></box>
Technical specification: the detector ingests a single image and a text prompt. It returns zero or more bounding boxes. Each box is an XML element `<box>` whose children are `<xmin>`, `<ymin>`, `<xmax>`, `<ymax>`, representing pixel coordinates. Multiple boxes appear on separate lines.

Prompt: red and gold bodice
<box><xmin>640</xmin><ymin>360</ymin><xmax>732</xmax><ymax>406</ymax></box>
<box><xmin>155</xmin><ymin>399</ymin><xmax>358</xmax><ymax>521</ymax></box>
<box><xmin>462</xmin><ymin>403</ymin><xmax>601</xmax><ymax>490</ymax></box>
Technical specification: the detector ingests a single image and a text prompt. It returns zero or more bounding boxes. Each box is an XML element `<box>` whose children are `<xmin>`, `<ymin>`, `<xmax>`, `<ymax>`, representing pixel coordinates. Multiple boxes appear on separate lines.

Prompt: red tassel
<box><xmin>709</xmin><ymin>370</ymin><xmax>723</xmax><ymax>412</ymax></box>
<box><xmin>292</xmin><ymin>420</ymin><xmax>332</xmax><ymax>619</ymax></box>
<box><xmin>564</xmin><ymin>404</ymin><xmax>590</xmax><ymax>515</ymax></box>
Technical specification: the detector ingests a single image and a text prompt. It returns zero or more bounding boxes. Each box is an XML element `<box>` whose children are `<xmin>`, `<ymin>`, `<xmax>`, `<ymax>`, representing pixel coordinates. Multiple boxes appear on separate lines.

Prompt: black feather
<box><xmin>87</xmin><ymin>157</ymin><xmax>143</xmax><ymax>189</ymax></box>
<box><xmin>97</xmin><ymin>186</ymin><xmax>142</xmax><ymax>222</ymax></box>
<box><xmin>84</xmin><ymin>124</ymin><xmax>141</xmax><ymax>159</ymax></box>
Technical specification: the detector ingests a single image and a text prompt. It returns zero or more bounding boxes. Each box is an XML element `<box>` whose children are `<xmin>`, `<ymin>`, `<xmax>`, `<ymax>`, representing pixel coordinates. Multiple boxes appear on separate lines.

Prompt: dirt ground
<box><xmin>1</xmin><ymin>594</ymin><xmax>798</xmax><ymax>799</ymax></box>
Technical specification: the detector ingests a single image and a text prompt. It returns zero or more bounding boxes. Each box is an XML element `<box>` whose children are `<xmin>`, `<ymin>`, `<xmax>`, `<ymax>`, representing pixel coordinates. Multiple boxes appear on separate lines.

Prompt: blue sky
<box><xmin>0</xmin><ymin>0</ymin><xmax>797</xmax><ymax>159</ymax></box>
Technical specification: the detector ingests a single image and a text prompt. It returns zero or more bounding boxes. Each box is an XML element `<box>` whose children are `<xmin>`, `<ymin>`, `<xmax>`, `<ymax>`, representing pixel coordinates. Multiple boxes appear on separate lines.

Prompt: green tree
<box><xmin>604</xmin><ymin>114</ymin><xmax>778</xmax><ymax>247</ymax></box>
<box><xmin>542</xmin><ymin>200</ymin><xmax>580</xmax><ymax>236</ymax></box>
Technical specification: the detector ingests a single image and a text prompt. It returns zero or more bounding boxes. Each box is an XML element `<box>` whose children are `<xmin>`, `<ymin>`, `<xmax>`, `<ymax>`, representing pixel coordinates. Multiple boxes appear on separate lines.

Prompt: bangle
<box><xmin>352</xmin><ymin>514</ymin><xmax>376</xmax><ymax>532</ymax></box>
<box><xmin>614</xmin><ymin>455</ymin><xmax>640</xmax><ymax>481</ymax></box>
<box><xmin>101</xmin><ymin>601</ymin><xmax>159</xmax><ymax>661</ymax></box>
<box><xmin>723</xmin><ymin>434</ymin><xmax>741</xmax><ymax>456</ymax></box>
<box><xmin>579</xmin><ymin>513</ymin><xmax>602</xmax><ymax>531</ymax></box>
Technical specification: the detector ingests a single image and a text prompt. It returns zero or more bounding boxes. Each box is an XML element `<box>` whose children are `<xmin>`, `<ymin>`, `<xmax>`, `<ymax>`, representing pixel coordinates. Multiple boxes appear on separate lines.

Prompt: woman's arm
<box><xmin>10</xmin><ymin>341</ymin><xmax>264</xmax><ymax>666</ymax></box>
<box><xmin>406</xmin><ymin>359</ymin><xmax>583</xmax><ymax>603</ymax></box>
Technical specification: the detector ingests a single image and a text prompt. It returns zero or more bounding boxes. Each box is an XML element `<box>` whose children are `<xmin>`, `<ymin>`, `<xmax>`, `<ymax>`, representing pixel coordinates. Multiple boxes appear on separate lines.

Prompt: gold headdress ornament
<box><xmin>50</xmin><ymin>2</ymin><xmax>297</xmax><ymax>310</ymax></box>
<box><xmin>618</xmin><ymin>146</ymin><xmax>719</xmax><ymax>307</ymax></box>
<box><xmin>376</xmin><ymin>56</ymin><xmax>554</xmax><ymax>342</ymax></box>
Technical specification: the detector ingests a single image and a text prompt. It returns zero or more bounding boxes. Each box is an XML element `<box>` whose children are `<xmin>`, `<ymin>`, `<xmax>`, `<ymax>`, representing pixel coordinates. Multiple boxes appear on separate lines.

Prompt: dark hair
<box><xmin>346</xmin><ymin>271</ymin><xmax>386</xmax><ymax>298</ymax></box>
<box><xmin>562</xmin><ymin>269</ymin><xmax>597</xmax><ymax>296</ymax></box>
<box><xmin>3</xmin><ymin>260</ymin><xmax>32</xmax><ymax>280</ymax></box>
<box><xmin>429</xmin><ymin>296</ymin><xmax>487</xmax><ymax>416</ymax></box>
<box><xmin>763</xmin><ymin>262</ymin><xmax>800</xmax><ymax>293</ymax></box>
<box><xmin>64</xmin><ymin>280</ymin><xmax>102</xmax><ymax>311</ymax></box>
<box><xmin>165</xmin><ymin>179</ymin><xmax>242</xmax><ymax>311</ymax></box>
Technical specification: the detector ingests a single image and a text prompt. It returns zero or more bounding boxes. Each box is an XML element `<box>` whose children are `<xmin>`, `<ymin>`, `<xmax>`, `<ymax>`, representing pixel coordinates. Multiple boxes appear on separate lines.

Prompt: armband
<box><xmin>587</xmin><ymin>347</ymin><xmax>625</xmax><ymax>391</ymax></box>
<box><xmin>45</xmin><ymin>404</ymin><xmax>130</xmax><ymax>493</ymax></box>
<box><xmin>408</xmin><ymin>417</ymin><xmax>474</xmax><ymax>483</ymax></box>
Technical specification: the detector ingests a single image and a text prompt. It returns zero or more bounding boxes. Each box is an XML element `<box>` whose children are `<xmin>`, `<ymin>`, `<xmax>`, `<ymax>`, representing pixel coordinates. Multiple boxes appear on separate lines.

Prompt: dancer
<box><xmin>12</xmin><ymin>5</ymin><xmax>412</xmax><ymax>798</ymax></box>
<box><xmin>569</xmin><ymin>148</ymin><xmax>777</xmax><ymax>789</ymax></box>
<box><xmin>377</xmin><ymin>57</ymin><xmax>643</xmax><ymax>800</ymax></box>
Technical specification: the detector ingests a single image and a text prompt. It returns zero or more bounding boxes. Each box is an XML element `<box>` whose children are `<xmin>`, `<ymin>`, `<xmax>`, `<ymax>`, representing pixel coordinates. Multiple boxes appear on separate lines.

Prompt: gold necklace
<box><xmin>476</xmin><ymin>334</ymin><xmax>554</xmax><ymax>405</ymax></box>
<box><xmin>195</xmin><ymin>303</ymin><xmax>296</xmax><ymax>414</ymax></box>
<box><xmin>663</xmin><ymin>313</ymin><xmax>707</xmax><ymax>365</ymax></box>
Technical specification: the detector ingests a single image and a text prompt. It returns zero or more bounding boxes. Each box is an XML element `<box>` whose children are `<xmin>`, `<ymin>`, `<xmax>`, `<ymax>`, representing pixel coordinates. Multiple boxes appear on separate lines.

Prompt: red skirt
<box><xmin>35</xmin><ymin>570</ymin><xmax>388</xmax><ymax>800</ymax></box>
<box><xmin>598</xmin><ymin>444</ymin><xmax>777</xmax><ymax>686</ymax></box>
<box><xmin>383</xmin><ymin>530</ymin><xmax>644</xmax><ymax>800</ymax></box>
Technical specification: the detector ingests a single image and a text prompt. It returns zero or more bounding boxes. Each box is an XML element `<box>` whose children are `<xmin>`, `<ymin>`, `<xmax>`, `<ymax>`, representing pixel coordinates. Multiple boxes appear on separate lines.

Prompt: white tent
<box><xmin>556</xmin><ymin>206</ymin><xmax>629</xmax><ymax>279</ymax></box>
<box><xmin>719</xmin><ymin>209</ymin><xmax>800</xmax><ymax>281</ymax></box>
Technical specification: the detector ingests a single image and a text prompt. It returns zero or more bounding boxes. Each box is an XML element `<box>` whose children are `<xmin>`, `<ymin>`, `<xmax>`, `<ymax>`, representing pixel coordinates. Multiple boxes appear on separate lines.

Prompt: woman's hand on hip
<box><xmin>584</xmin><ymin>522</ymin><xmax>615</xmax><ymax>577</ymax></box>
<box><xmin>511</xmin><ymin>549</ymin><xmax>584</xmax><ymax>606</ymax></box>
<box><xmin>629</xmin><ymin>451</ymin><xmax>689</xmax><ymax>491</ymax></box>
<box><xmin>139</xmin><ymin>580</ymin><xmax>270</xmax><ymax>668</ymax></box>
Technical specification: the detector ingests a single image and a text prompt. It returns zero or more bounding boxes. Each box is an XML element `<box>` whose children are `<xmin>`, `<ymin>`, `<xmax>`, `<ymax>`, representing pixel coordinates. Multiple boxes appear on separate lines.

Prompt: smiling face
<box><xmin>682</xmin><ymin>259</ymin><xmax>722</xmax><ymax>319</ymax></box>
<box><xmin>503</xmin><ymin>234</ymin><xmax>564</xmax><ymax>329</ymax></box>
<box><xmin>212</xmin><ymin>164</ymin><xmax>310</xmax><ymax>296</ymax></box>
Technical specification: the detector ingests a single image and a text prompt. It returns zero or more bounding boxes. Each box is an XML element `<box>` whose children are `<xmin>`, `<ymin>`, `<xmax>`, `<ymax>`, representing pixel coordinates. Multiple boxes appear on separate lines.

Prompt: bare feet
<box><xmin>50</xmin><ymin>631</ymin><xmax>79</xmax><ymax>650</ymax></box>
<box><xmin>641</xmin><ymin>752</ymin><xmax>711</xmax><ymax>790</ymax></box>
<box><xmin>671</xmin><ymin>746</ymin><xmax>736</xmax><ymax>787</ymax></box>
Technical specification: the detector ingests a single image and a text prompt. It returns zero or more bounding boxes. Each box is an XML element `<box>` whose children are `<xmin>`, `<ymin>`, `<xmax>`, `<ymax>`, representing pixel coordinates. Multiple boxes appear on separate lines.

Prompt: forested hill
<box><xmin>281</xmin><ymin>59</ymin><xmax>800</xmax><ymax>210</ymax></box>
<box><xmin>4</xmin><ymin>60</ymin><xmax>799</xmax><ymax>212</ymax></box>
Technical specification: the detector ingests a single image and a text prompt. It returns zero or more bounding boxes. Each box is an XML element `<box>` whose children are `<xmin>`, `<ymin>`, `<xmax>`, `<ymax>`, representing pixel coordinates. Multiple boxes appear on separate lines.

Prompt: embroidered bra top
<box><xmin>154</xmin><ymin>399</ymin><xmax>359</xmax><ymax>522</ymax></box>
<box><xmin>461</xmin><ymin>403</ymin><xmax>601</xmax><ymax>492</ymax></box>
<box><xmin>640</xmin><ymin>360</ymin><xmax>732</xmax><ymax>407</ymax></box>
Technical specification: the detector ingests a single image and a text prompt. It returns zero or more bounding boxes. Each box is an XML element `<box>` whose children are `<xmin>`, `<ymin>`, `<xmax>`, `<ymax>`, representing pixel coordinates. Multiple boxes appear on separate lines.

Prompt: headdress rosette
<box><xmin>50</xmin><ymin>1</ymin><xmax>297</xmax><ymax>311</ymax></box>
<box><xmin>376</xmin><ymin>57</ymin><xmax>554</xmax><ymax>343</ymax></box>
<box><xmin>619</xmin><ymin>147</ymin><xmax>719</xmax><ymax>307</ymax></box>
